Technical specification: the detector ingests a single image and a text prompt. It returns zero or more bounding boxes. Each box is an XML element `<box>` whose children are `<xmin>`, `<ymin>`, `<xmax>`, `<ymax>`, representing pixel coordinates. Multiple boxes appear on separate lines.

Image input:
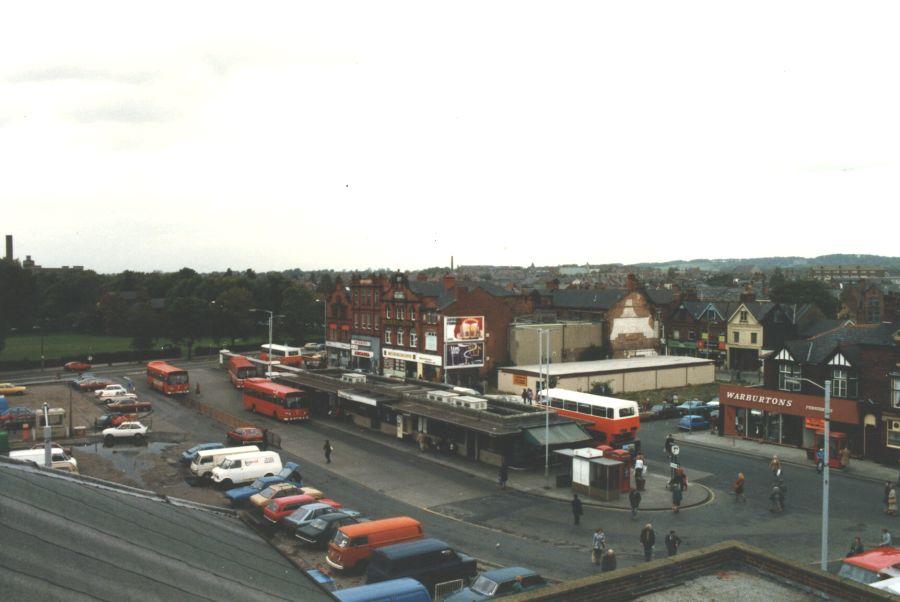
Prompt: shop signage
<box><xmin>351</xmin><ymin>339</ymin><xmax>371</xmax><ymax>347</ymax></box>
<box><xmin>326</xmin><ymin>341</ymin><xmax>352</xmax><ymax>350</ymax></box>
<box><xmin>805</xmin><ymin>417</ymin><xmax>825</xmax><ymax>431</ymax></box>
<box><xmin>352</xmin><ymin>350</ymin><xmax>374</xmax><ymax>358</ymax></box>
<box><xmin>382</xmin><ymin>348</ymin><xmax>443</xmax><ymax>366</ymax></box>
<box><xmin>718</xmin><ymin>385</ymin><xmax>860</xmax><ymax>425</ymax></box>
<box><xmin>513</xmin><ymin>374</ymin><xmax>528</xmax><ymax>386</ymax></box>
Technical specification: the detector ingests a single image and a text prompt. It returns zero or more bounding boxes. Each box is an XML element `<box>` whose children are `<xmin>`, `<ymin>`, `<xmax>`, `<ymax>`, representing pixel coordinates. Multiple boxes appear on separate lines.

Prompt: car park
<box><xmin>248</xmin><ymin>482</ymin><xmax>303</xmax><ymax>508</ymax></box>
<box><xmin>180</xmin><ymin>443</ymin><xmax>226</xmax><ymax>464</ymax></box>
<box><xmin>223</xmin><ymin>461</ymin><xmax>303</xmax><ymax>504</ymax></box>
<box><xmin>102</xmin><ymin>421</ymin><xmax>148</xmax><ymax>444</ymax></box>
<box><xmin>64</xmin><ymin>361</ymin><xmax>92</xmax><ymax>372</ymax></box>
<box><xmin>646</xmin><ymin>403</ymin><xmax>679</xmax><ymax>419</ymax></box>
<box><xmin>0</xmin><ymin>383</ymin><xmax>27</xmax><ymax>395</ymax></box>
<box><xmin>445</xmin><ymin>567</ymin><xmax>548</xmax><ymax>601</ymax></box>
<box><xmin>295</xmin><ymin>512</ymin><xmax>366</xmax><ymax>549</ymax></box>
<box><xmin>1</xmin><ymin>406</ymin><xmax>36</xmax><ymax>429</ymax></box>
<box><xmin>105</xmin><ymin>398</ymin><xmax>152</xmax><ymax>414</ymax></box>
<box><xmin>677</xmin><ymin>400</ymin><xmax>708</xmax><ymax>416</ymax></box>
<box><xmin>677</xmin><ymin>414</ymin><xmax>709</xmax><ymax>431</ymax></box>
<box><xmin>365</xmin><ymin>538</ymin><xmax>477</xmax><ymax>597</ymax></box>
<box><xmin>226</xmin><ymin>426</ymin><xmax>266</xmax><ymax>447</ymax></box>
<box><xmin>210</xmin><ymin>450</ymin><xmax>283</xmax><ymax>487</ymax></box>
<box><xmin>264</xmin><ymin>497</ymin><xmax>344</xmax><ymax>527</ymax></box>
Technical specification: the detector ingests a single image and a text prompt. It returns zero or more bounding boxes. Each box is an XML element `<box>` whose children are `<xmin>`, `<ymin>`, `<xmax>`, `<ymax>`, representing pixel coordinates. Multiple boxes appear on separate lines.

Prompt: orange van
<box><xmin>325</xmin><ymin>516</ymin><xmax>423</xmax><ymax>571</ymax></box>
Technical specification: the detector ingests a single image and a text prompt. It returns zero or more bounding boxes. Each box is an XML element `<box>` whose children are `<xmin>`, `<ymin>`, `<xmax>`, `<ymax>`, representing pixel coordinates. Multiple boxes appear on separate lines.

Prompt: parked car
<box><xmin>295</xmin><ymin>511</ymin><xmax>365</xmax><ymax>549</ymax></box>
<box><xmin>64</xmin><ymin>361</ymin><xmax>92</xmax><ymax>372</ymax></box>
<box><xmin>366</xmin><ymin>538</ymin><xmax>477</xmax><ymax>597</ymax></box>
<box><xmin>445</xmin><ymin>567</ymin><xmax>549</xmax><ymax>601</ymax></box>
<box><xmin>95</xmin><ymin>413</ymin><xmax>139</xmax><ymax>431</ymax></box>
<box><xmin>95</xmin><ymin>384</ymin><xmax>134</xmax><ymax>400</ymax></box>
<box><xmin>0</xmin><ymin>382</ymin><xmax>27</xmax><ymax>395</ymax></box>
<box><xmin>73</xmin><ymin>376</ymin><xmax>114</xmax><ymax>391</ymax></box>
<box><xmin>226</xmin><ymin>426</ymin><xmax>266</xmax><ymax>447</ymax></box>
<box><xmin>646</xmin><ymin>403</ymin><xmax>680</xmax><ymax>419</ymax></box>
<box><xmin>223</xmin><ymin>461</ymin><xmax>303</xmax><ymax>505</ymax></box>
<box><xmin>838</xmin><ymin>547</ymin><xmax>900</xmax><ymax>585</ymax></box>
<box><xmin>0</xmin><ymin>406</ymin><xmax>36</xmax><ymax>429</ymax></box>
<box><xmin>105</xmin><ymin>398</ymin><xmax>152</xmax><ymax>414</ymax></box>
<box><xmin>677</xmin><ymin>400</ymin><xmax>708</xmax><ymax>416</ymax></box>
<box><xmin>281</xmin><ymin>501</ymin><xmax>349</xmax><ymax>529</ymax></box>
<box><xmin>102</xmin><ymin>421</ymin><xmax>149</xmax><ymax>444</ymax></box>
<box><xmin>180</xmin><ymin>442</ymin><xmax>225</xmax><ymax>464</ymax></box>
<box><xmin>248</xmin><ymin>482</ymin><xmax>303</xmax><ymax>508</ymax></box>
<box><xmin>677</xmin><ymin>414</ymin><xmax>709</xmax><ymax>431</ymax></box>
<box><xmin>264</xmin><ymin>497</ymin><xmax>344</xmax><ymax>527</ymax></box>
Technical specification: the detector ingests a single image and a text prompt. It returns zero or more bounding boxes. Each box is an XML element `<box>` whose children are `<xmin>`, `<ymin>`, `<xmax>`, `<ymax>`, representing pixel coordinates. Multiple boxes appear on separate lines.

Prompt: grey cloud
<box><xmin>69</xmin><ymin>100</ymin><xmax>177</xmax><ymax>124</ymax></box>
<box><xmin>8</xmin><ymin>66</ymin><xmax>155</xmax><ymax>84</ymax></box>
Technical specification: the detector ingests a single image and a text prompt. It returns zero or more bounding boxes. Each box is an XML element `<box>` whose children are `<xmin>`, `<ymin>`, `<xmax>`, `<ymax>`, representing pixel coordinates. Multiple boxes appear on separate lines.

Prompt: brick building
<box><xmin>665</xmin><ymin>300</ymin><xmax>735</xmax><ymax>365</ymax></box>
<box><xmin>324</xmin><ymin>278</ymin><xmax>353</xmax><ymax>368</ymax></box>
<box><xmin>839</xmin><ymin>279</ymin><xmax>900</xmax><ymax>325</ymax></box>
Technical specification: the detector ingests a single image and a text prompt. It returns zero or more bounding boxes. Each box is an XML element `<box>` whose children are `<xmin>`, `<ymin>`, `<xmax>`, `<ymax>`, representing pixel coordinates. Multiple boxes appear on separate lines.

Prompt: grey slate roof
<box><xmin>796</xmin><ymin>319</ymin><xmax>850</xmax><ymax>339</ymax></box>
<box><xmin>550</xmin><ymin>289</ymin><xmax>626</xmax><ymax>310</ymax></box>
<box><xmin>0</xmin><ymin>460</ymin><xmax>332</xmax><ymax>602</ymax></box>
<box><xmin>646</xmin><ymin>288</ymin><xmax>675</xmax><ymax>305</ymax></box>
<box><xmin>781</xmin><ymin>321</ymin><xmax>897</xmax><ymax>365</ymax></box>
<box><xmin>408</xmin><ymin>281</ymin><xmax>446</xmax><ymax>297</ymax></box>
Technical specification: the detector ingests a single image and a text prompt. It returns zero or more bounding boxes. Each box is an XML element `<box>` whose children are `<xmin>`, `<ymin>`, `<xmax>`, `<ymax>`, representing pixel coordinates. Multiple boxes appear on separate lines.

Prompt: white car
<box><xmin>102</xmin><ymin>422</ymin><xmax>148</xmax><ymax>444</ymax></box>
<box><xmin>95</xmin><ymin>384</ymin><xmax>136</xmax><ymax>400</ymax></box>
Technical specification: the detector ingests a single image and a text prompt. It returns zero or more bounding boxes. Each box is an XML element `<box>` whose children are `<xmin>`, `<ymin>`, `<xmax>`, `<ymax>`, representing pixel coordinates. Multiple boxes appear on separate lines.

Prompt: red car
<box><xmin>76</xmin><ymin>378</ymin><xmax>115</xmax><ymax>392</ymax></box>
<box><xmin>262</xmin><ymin>495</ymin><xmax>341</xmax><ymax>526</ymax></box>
<box><xmin>64</xmin><ymin>361</ymin><xmax>92</xmax><ymax>372</ymax></box>
<box><xmin>226</xmin><ymin>426</ymin><xmax>267</xmax><ymax>447</ymax></box>
<box><xmin>105</xmin><ymin>399</ymin><xmax>153</xmax><ymax>414</ymax></box>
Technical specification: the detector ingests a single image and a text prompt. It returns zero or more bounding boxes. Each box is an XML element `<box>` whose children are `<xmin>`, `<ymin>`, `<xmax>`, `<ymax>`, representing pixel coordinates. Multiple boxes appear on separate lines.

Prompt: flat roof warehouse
<box><xmin>505</xmin><ymin>356</ymin><xmax>714</xmax><ymax>377</ymax></box>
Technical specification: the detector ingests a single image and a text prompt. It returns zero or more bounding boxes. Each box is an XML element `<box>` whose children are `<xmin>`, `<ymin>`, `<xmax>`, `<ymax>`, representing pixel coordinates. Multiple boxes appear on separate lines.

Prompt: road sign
<box><xmin>670</xmin><ymin>445</ymin><xmax>680</xmax><ymax>456</ymax></box>
<box><xmin>670</xmin><ymin>463</ymin><xmax>679</xmax><ymax>469</ymax></box>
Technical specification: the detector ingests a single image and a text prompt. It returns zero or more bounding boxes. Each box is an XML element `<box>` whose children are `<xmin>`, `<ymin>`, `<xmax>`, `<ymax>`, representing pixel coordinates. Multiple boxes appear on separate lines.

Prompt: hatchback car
<box><xmin>264</xmin><ymin>497</ymin><xmax>343</xmax><ymax>527</ymax></box>
<box><xmin>282</xmin><ymin>502</ymin><xmax>351</xmax><ymax>531</ymax></box>
<box><xmin>249</xmin><ymin>483</ymin><xmax>303</xmax><ymax>509</ymax></box>
<box><xmin>647</xmin><ymin>403</ymin><xmax>679</xmax><ymax>419</ymax></box>
<box><xmin>445</xmin><ymin>566</ymin><xmax>548</xmax><ymax>600</ymax></box>
<box><xmin>678</xmin><ymin>414</ymin><xmax>709</xmax><ymax>431</ymax></box>
<box><xmin>295</xmin><ymin>511</ymin><xmax>365</xmax><ymax>548</ymax></box>
<box><xmin>0</xmin><ymin>383</ymin><xmax>27</xmax><ymax>395</ymax></box>
<box><xmin>226</xmin><ymin>426</ymin><xmax>266</xmax><ymax>447</ymax></box>
<box><xmin>64</xmin><ymin>361</ymin><xmax>92</xmax><ymax>372</ymax></box>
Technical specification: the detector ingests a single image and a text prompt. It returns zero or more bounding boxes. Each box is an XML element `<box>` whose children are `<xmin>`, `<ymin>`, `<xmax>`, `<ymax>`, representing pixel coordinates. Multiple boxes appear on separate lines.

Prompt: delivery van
<box><xmin>10</xmin><ymin>447</ymin><xmax>79</xmax><ymax>473</ymax></box>
<box><xmin>210</xmin><ymin>450</ymin><xmax>282</xmax><ymax>487</ymax></box>
<box><xmin>190</xmin><ymin>445</ymin><xmax>260</xmax><ymax>479</ymax></box>
<box><xmin>326</xmin><ymin>517</ymin><xmax>423</xmax><ymax>571</ymax></box>
<box><xmin>333</xmin><ymin>578</ymin><xmax>431</xmax><ymax>602</ymax></box>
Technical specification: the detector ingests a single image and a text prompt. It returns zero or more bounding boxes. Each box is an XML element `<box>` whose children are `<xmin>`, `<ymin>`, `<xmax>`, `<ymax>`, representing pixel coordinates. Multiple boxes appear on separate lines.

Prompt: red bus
<box><xmin>228</xmin><ymin>355</ymin><xmax>257</xmax><ymax>389</ymax></box>
<box><xmin>538</xmin><ymin>388</ymin><xmax>640</xmax><ymax>446</ymax></box>
<box><xmin>146</xmin><ymin>361</ymin><xmax>190</xmax><ymax>395</ymax></box>
<box><xmin>242</xmin><ymin>377</ymin><xmax>308</xmax><ymax>422</ymax></box>
<box><xmin>260</xmin><ymin>344</ymin><xmax>304</xmax><ymax>367</ymax></box>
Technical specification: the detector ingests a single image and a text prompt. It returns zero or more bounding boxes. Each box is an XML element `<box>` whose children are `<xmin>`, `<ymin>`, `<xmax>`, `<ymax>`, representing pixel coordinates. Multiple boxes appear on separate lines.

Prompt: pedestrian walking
<box><xmin>840</xmin><ymin>446</ymin><xmax>851</xmax><ymax>468</ymax></box>
<box><xmin>888</xmin><ymin>485</ymin><xmax>897</xmax><ymax>516</ymax></box>
<box><xmin>664</xmin><ymin>433</ymin><xmax>675</xmax><ymax>460</ymax></box>
<box><xmin>673</xmin><ymin>466</ymin><xmax>688</xmax><ymax>491</ymax></box>
<box><xmin>629</xmin><ymin>488</ymin><xmax>641</xmax><ymax>518</ymax></box>
<box><xmin>526</xmin><ymin>388</ymin><xmax>534</xmax><ymax>404</ymax></box>
<box><xmin>571</xmin><ymin>494</ymin><xmax>583</xmax><ymax>525</ymax></box>
<box><xmin>769</xmin><ymin>485</ymin><xmax>784</xmax><ymax>513</ymax></box>
<box><xmin>665</xmin><ymin>530</ymin><xmax>682</xmax><ymax>556</ymax></box>
<box><xmin>323</xmin><ymin>440</ymin><xmax>333</xmax><ymax>464</ymax></box>
<box><xmin>521</xmin><ymin>388</ymin><xmax>528</xmax><ymax>404</ymax></box>
<box><xmin>600</xmin><ymin>548</ymin><xmax>617</xmax><ymax>572</ymax></box>
<box><xmin>591</xmin><ymin>528</ymin><xmax>607</xmax><ymax>565</ymax></box>
<box><xmin>847</xmin><ymin>536</ymin><xmax>864</xmax><ymax>557</ymax></box>
<box><xmin>634</xmin><ymin>455</ymin><xmax>646</xmax><ymax>491</ymax></box>
<box><xmin>498</xmin><ymin>463</ymin><xmax>509</xmax><ymax>490</ymax></box>
<box><xmin>640</xmin><ymin>523</ymin><xmax>656</xmax><ymax>562</ymax></box>
<box><xmin>769</xmin><ymin>455</ymin><xmax>781</xmax><ymax>474</ymax></box>
<box><xmin>671</xmin><ymin>486</ymin><xmax>683</xmax><ymax>513</ymax></box>
<box><xmin>885</xmin><ymin>481</ymin><xmax>893</xmax><ymax>513</ymax></box>
<box><xmin>881</xmin><ymin>528</ymin><xmax>893</xmax><ymax>547</ymax></box>
<box><xmin>733</xmin><ymin>472</ymin><xmax>746</xmax><ymax>502</ymax></box>
<box><xmin>815</xmin><ymin>448</ymin><xmax>825</xmax><ymax>474</ymax></box>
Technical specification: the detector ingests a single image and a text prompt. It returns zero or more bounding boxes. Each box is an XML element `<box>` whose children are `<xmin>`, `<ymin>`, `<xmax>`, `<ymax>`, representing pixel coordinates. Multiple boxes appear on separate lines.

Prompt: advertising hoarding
<box><xmin>444</xmin><ymin>316</ymin><xmax>485</xmax><ymax>343</ymax></box>
<box><xmin>445</xmin><ymin>341</ymin><xmax>485</xmax><ymax>369</ymax></box>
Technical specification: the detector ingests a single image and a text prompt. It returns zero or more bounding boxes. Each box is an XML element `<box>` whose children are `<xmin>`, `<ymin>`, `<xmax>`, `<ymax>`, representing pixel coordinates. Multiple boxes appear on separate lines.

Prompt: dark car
<box><xmin>64</xmin><ymin>361</ymin><xmax>92</xmax><ymax>372</ymax></box>
<box><xmin>73</xmin><ymin>377</ymin><xmax>115</xmax><ymax>392</ymax></box>
<box><xmin>366</xmin><ymin>538</ymin><xmax>477</xmax><ymax>596</ymax></box>
<box><xmin>295</xmin><ymin>511</ymin><xmax>365</xmax><ymax>549</ymax></box>
<box><xmin>445</xmin><ymin>567</ymin><xmax>548</xmax><ymax>601</ymax></box>
<box><xmin>94</xmin><ymin>413</ymin><xmax>139</xmax><ymax>431</ymax></box>
<box><xmin>647</xmin><ymin>403</ymin><xmax>680</xmax><ymax>419</ymax></box>
<box><xmin>677</xmin><ymin>400</ymin><xmax>708</xmax><ymax>416</ymax></box>
<box><xmin>1</xmin><ymin>406</ymin><xmax>36</xmax><ymax>429</ymax></box>
<box><xmin>226</xmin><ymin>426</ymin><xmax>266</xmax><ymax>448</ymax></box>
<box><xmin>105</xmin><ymin>398</ymin><xmax>153</xmax><ymax>414</ymax></box>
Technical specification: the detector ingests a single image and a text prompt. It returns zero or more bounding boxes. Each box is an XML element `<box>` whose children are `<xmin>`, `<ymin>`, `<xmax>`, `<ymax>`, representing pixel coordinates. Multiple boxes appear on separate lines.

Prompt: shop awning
<box><xmin>522</xmin><ymin>423</ymin><xmax>592</xmax><ymax>446</ymax></box>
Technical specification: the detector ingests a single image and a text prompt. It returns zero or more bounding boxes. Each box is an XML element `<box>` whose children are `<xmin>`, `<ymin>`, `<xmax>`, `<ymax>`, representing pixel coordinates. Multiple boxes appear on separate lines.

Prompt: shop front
<box><xmin>350</xmin><ymin>337</ymin><xmax>379</xmax><ymax>373</ymax></box>
<box><xmin>326</xmin><ymin>340</ymin><xmax>352</xmax><ymax>368</ymax></box>
<box><xmin>381</xmin><ymin>348</ymin><xmax>443</xmax><ymax>380</ymax></box>
<box><xmin>719</xmin><ymin>385</ymin><xmax>861</xmax><ymax>454</ymax></box>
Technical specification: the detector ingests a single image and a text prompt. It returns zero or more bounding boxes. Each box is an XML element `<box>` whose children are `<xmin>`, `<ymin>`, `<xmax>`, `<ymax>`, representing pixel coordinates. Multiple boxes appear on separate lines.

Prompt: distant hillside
<box><xmin>632</xmin><ymin>254</ymin><xmax>900</xmax><ymax>272</ymax></box>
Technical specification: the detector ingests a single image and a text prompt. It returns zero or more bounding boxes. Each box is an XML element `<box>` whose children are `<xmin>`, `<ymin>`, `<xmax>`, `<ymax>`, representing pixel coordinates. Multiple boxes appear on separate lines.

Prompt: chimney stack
<box><xmin>443</xmin><ymin>273</ymin><xmax>457</xmax><ymax>291</ymax></box>
<box><xmin>4</xmin><ymin>235</ymin><xmax>11</xmax><ymax>260</ymax></box>
<box><xmin>626</xmin><ymin>273</ymin><xmax>638</xmax><ymax>293</ymax></box>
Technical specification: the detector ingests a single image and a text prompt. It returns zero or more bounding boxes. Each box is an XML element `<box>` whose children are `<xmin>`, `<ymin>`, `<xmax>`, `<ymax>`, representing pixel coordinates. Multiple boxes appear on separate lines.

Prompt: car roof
<box><xmin>271</xmin><ymin>494</ymin><xmax>315</xmax><ymax>506</ymax></box>
<box><xmin>267</xmin><ymin>483</ymin><xmax>298</xmax><ymax>492</ymax></box>
<box><xmin>481</xmin><ymin>566</ymin><xmax>540</xmax><ymax>581</ymax></box>
<box><xmin>374</xmin><ymin>538</ymin><xmax>451</xmax><ymax>560</ymax></box>
<box><xmin>338</xmin><ymin>516</ymin><xmax>420</xmax><ymax>536</ymax></box>
<box><xmin>844</xmin><ymin>547</ymin><xmax>900</xmax><ymax>571</ymax></box>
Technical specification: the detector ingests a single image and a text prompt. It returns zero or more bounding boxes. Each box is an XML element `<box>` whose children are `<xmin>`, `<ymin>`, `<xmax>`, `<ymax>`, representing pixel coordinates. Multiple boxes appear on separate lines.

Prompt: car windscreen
<box><xmin>309</xmin><ymin>518</ymin><xmax>328</xmax><ymax>530</ymax></box>
<box><xmin>250</xmin><ymin>479</ymin><xmax>265</xmax><ymax>489</ymax></box>
<box><xmin>838</xmin><ymin>563</ymin><xmax>881</xmax><ymax>584</ymax></box>
<box><xmin>471</xmin><ymin>576</ymin><xmax>499</xmax><ymax>596</ymax></box>
<box><xmin>259</xmin><ymin>487</ymin><xmax>276</xmax><ymax>498</ymax></box>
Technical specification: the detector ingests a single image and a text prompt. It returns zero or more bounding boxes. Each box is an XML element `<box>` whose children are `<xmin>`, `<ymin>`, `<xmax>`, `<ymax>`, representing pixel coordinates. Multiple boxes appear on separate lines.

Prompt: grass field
<box><xmin>0</xmin><ymin>333</ymin><xmax>266</xmax><ymax>362</ymax></box>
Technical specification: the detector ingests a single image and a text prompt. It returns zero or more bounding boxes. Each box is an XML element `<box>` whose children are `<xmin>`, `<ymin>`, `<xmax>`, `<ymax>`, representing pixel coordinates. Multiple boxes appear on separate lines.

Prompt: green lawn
<box><xmin>0</xmin><ymin>333</ymin><xmax>266</xmax><ymax>362</ymax></box>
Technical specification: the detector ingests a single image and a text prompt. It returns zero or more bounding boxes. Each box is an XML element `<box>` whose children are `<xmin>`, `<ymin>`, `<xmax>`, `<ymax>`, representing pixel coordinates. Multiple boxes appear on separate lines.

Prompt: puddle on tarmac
<box><xmin>75</xmin><ymin>441</ymin><xmax>174</xmax><ymax>487</ymax></box>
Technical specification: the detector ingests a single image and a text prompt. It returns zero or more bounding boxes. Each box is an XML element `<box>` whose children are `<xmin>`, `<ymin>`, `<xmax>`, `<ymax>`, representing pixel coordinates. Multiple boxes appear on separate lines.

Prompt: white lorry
<box><xmin>210</xmin><ymin>451</ymin><xmax>282</xmax><ymax>487</ymax></box>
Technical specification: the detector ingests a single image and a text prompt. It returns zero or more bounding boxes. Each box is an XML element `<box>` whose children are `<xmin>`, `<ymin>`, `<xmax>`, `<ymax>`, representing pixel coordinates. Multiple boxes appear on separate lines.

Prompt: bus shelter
<box><xmin>570</xmin><ymin>447</ymin><xmax>624</xmax><ymax>501</ymax></box>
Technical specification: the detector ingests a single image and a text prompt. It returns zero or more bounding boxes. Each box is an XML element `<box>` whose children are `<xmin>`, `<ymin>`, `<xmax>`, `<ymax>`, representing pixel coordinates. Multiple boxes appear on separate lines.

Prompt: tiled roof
<box><xmin>647</xmin><ymin>288</ymin><xmax>675</xmax><ymax>305</ymax></box>
<box><xmin>782</xmin><ymin>321</ymin><xmax>897</xmax><ymax>365</ymax></box>
<box><xmin>408</xmin><ymin>281</ymin><xmax>446</xmax><ymax>297</ymax></box>
<box><xmin>744</xmin><ymin>302</ymin><xmax>777</xmax><ymax>321</ymax></box>
<box><xmin>550</xmin><ymin>289</ymin><xmax>626</xmax><ymax>310</ymax></box>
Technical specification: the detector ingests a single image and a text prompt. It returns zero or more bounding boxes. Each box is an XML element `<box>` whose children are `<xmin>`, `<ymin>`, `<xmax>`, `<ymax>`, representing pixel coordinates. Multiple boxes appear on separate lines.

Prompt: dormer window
<box><xmin>779</xmin><ymin>363</ymin><xmax>801</xmax><ymax>391</ymax></box>
<box><xmin>832</xmin><ymin>368</ymin><xmax>857</xmax><ymax>398</ymax></box>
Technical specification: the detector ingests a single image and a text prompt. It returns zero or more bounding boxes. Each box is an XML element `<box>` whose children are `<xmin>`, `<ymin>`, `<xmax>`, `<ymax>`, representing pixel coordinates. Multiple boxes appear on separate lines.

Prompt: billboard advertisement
<box><xmin>445</xmin><ymin>341</ymin><xmax>485</xmax><ymax>369</ymax></box>
<box><xmin>444</xmin><ymin>316</ymin><xmax>485</xmax><ymax>343</ymax></box>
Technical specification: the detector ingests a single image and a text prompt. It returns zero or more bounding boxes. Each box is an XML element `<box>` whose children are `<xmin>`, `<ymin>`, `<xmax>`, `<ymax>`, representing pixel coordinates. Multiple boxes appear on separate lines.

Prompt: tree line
<box><xmin>0</xmin><ymin>260</ymin><xmax>335</xmax><ymax>359</ymax></box>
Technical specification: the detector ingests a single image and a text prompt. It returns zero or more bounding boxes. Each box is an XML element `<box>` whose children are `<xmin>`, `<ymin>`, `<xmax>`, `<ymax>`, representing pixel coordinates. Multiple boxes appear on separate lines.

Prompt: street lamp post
<box><xmin>250</xmin><ymin>309</ymin><xmax>278</xmax><ymax>375</ymax></box>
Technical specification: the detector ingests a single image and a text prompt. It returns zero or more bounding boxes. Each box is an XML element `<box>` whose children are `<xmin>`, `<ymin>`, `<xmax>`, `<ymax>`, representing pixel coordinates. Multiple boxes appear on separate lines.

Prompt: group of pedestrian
<box><xmin>520</xmin><ymin>388</ymin><xmax>535</xmax><ymax>405</ymax></box>
<box><xmin>587</xmin><ymin>523</ymin><xmax>681</xmax><ymax>570</ymax></box>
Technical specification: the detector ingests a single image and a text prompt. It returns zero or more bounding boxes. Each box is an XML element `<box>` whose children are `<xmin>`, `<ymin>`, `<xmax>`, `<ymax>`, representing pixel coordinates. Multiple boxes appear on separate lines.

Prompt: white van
<box><xmin>190</xmin><ymin>445</ymin><xmax>260</xmax><ymax>479</ymax></box>
<box><xmin>10</xmin><ymin>448</ymin><xmax>79</xmax><ymax>473</ymax></box>
<box><xmin>210</xmin><ymin>451</ymin><xmax>282</xmax><ymax>487</ymax></box>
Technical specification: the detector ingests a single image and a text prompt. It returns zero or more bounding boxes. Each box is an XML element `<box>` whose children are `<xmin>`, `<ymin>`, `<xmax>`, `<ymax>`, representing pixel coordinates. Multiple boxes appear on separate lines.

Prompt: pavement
<box><xmin>673</xmin><ymin>429</ymin><xmax>900</xmax><ymax>485</ymax></box>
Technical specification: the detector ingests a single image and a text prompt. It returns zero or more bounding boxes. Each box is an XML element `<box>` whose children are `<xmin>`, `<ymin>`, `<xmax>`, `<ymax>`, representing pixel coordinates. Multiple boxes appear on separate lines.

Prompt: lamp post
<box><xmin>250</xmin><ymin>309</ymin><xmax>279</xmax><ymax>375</ymax></box>
<box><xmin>537</xmin><ymin>328</ymin><xmax>551</xmax><ymax>481</ymax></box>
<box><xmin>788</xmin><ymin>376</ymin><xmax>832</xmax><ymax>571</ymax></box>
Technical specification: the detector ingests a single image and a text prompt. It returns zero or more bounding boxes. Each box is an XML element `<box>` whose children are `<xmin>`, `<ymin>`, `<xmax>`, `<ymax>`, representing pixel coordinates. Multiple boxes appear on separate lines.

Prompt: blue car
<box><xmin>678</xmin><ymin>414</ymin><xmax>709</xmax><ymax>431</ymax></box>
<box><xmin>180</xmin><ymin>442</ymin><xmax>225</xmax><ymax>464</ymax></box>
<box><xmin>224</xmin><ymin>461</ymin><xmax>302</xmax><ymax>505</ymax></box>
<box><xmin>445</xmin><ymin>567</ymin><xmax>548</xmax><ymax>601</ymax></box>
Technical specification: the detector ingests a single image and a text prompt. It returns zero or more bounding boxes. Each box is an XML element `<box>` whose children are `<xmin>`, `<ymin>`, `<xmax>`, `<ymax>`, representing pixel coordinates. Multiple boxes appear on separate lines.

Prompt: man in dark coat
<box><xmin>572</xmin><ymin>493</ymin><xmax>583</xmax><ymax>525</ymax></box>
<box><xmin>629</xmin><ymin>488</ymin><xmax>641</xmax><ymax>518</ymax></box>
<box><xmin>323</xmin><ymin>440</ymin><xmax>333</xmax><ymax>464</ymax></box>
<box><xmin>498</xmin><ymin>463</ymin><xmax>509</xmax><ymax>490</ymax></box>
<box><xmin>600</xmin><ymin>549</ymin><xmax>617</xmax><ymax>572</ymax></box>
<box><xmin>640</xmin><ymin>523</ymin><xmax>656</xmax><ymax>561</ymax></box>
<box><xmin>665</xmin><ymin>530</ymin><xmax>682</xmax><ymax>556</ymax></box>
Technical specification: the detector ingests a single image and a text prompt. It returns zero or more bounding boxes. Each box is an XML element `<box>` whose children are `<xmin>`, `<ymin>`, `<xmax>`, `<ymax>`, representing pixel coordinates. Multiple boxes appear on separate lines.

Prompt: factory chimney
<box><xmin>4</xmin><ymin>235</ymin><xmax>11</xmax><ymax>261</ymax></box>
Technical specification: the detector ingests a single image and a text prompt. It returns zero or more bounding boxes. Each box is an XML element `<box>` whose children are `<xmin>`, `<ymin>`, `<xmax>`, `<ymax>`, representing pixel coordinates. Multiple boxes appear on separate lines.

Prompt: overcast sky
<box><xmin>3</xmin><ymin>2</ymin><xmax>899</xmax><ymax>273</ymax></box>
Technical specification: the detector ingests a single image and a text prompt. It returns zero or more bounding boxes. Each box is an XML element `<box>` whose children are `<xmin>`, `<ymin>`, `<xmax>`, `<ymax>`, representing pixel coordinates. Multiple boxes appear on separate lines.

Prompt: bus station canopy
<box><xmin>521</xmin><ymin>423</ymin><xmax>592</xmax><ymax>447</ymax></box>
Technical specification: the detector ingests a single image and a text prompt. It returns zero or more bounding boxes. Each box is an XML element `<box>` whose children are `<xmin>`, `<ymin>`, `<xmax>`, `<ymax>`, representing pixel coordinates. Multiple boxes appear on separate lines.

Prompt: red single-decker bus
<box><xmin>228</xmin><ymin>355</ymin><xmax>257</xmax><ymax>389</ymax></box>
<box><xmin>146</xmin><ymin>361</ymin><xmax>190</xmax><ymax>395</ymax></box>
<box><xmin>242</xmin><ymin>378</ymin><xmax>308</xmax><ymax>422</ymax></box>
